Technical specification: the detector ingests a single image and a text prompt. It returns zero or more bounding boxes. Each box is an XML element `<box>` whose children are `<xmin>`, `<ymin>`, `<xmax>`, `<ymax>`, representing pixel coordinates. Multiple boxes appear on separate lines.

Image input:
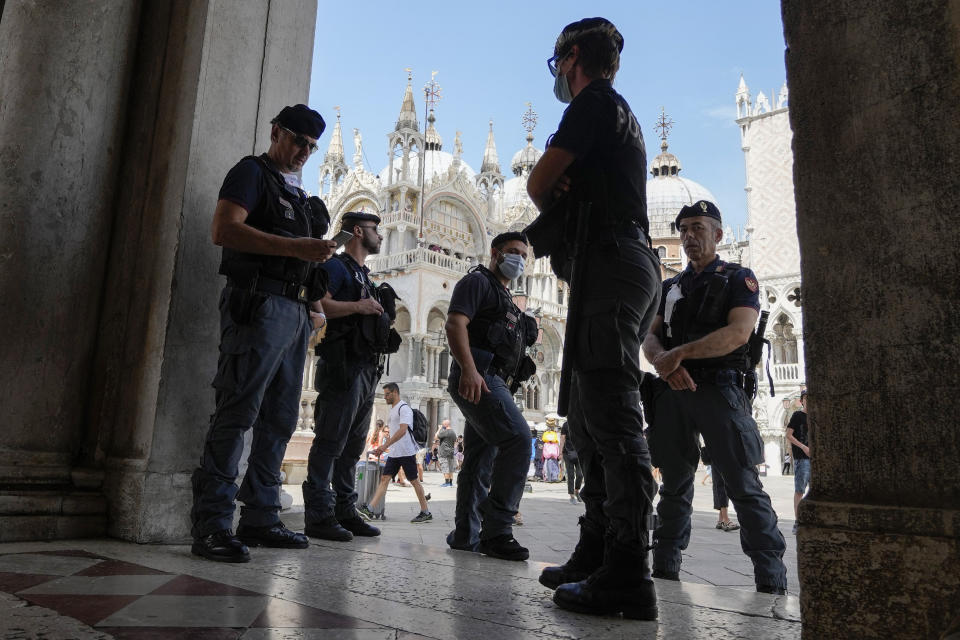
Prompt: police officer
<box><xmin>303</xmin><ymin>211</ymin><xmax>392</xmax><ymax>541</ymax></box>
<box><xmin>641</xmin><ymin>200</ymin><xmax>788</xmax><ymax>594</ymax></box>
<box><xmin>191</xmin><ymin>104</ymin><xmax>336</xmax><ymax>563</ymax></box>
<box><xmin>526</xmin><ymin>17</ymin><xmax>661</xmax><ymax>619</ymax></box>
<box><xmin>444</xmin><ymin>232</ymin><xmax>538</xmax><ymax>560</ymax></box>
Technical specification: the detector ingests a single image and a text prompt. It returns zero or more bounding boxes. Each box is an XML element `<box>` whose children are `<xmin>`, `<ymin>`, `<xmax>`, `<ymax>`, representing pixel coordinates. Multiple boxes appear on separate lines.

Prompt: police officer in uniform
<box><xmin>191</xmin><ymin>104</ymin><xmax>336</xmax><ymax>563</ymax></box>
<box><xmin>444</xmin><ymin>232</ymin><xmax>538</xmax><ymax>560</ymax></box>
<box><xmin>303</xmin><ymin>211</ymin><xmax>394</xmax><ymax>541</ymax></box>
<box><xmin>642</xmin><ymin>200</ymin><xmax>788</xmax><ymax>594</ymax></box>
<box><xmin>525</xmin><ymin>18</ymin><xmax>661</xmax><ymax>619</ymax></box>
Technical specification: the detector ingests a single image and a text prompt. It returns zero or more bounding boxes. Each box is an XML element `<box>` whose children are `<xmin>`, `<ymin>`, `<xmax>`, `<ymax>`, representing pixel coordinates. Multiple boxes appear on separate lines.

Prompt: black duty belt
<box><xmin>687</xmin><ymin>368</ymin><xmax>748</xmax><ymax>388</ymax></box>
<box><xmin>231</xmin><ymin>276</ymin><xmax>308</xmax><ymax>303</ymax></box>
<box><xmin>488</xmin><ymin>363</ymin><xmax>518</xmax><ymax>389</ymax></box>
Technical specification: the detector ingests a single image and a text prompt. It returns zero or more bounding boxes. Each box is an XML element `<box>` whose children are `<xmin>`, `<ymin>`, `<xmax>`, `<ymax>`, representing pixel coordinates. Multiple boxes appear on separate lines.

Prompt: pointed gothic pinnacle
<box><xmin>397</xmin><ymin>73</ymin><xmax>418</xmax><ymax>130</ymax></box>
<box><xmin>325</xmin><ymin>111</ymin><xmax>344</xmax><ymax>163</ymax></box>
<box><xmin>481</xmin><ymin>119</ymin><xmax>500</xmax><ymax>174</ymax></box>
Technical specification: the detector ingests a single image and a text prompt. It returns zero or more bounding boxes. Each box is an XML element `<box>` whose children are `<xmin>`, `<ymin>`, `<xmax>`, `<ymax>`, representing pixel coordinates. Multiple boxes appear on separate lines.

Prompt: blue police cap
<box><xmin>675</xmin><ymin>200</ymin><xmax>722</xmax><ymax>226</ymax></box>
<box><xmin>341</xmin><ymin>211</ymin><xmax>381</xmax><ymax>225</ymax></box>
<box><xmin>272</xmin><ymin>104</ymin><xmax>326</xmax><ymax>138</ymax></box>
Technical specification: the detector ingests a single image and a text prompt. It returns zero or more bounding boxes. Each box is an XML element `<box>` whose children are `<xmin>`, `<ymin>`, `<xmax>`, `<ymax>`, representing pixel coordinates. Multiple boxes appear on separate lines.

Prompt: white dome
<box><xmin>647</xmin><ymin>175</ymin><xmax>719</xmax><ymax>238</ymax></box>
<box><xmin>511</xmin><ymin>143</ymin><xmax>542</xmax><ymax>176</ymax></box>
<box><xmin>378</xmin><ymin>150</ymin><xmax>476</xmax><ymax>184</ymax></box>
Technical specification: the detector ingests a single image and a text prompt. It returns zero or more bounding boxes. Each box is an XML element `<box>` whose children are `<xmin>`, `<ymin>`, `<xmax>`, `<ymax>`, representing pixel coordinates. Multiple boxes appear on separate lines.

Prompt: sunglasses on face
<box><xmin>280</xmin><ymin>126</ymin><xmax>318</xmax><ymax>153</ymax></box>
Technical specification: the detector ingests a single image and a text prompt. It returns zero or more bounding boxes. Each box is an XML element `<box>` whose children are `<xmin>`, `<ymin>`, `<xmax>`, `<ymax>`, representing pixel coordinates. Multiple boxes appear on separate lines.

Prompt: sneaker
<box><xmin>357</xmin><ymin>504</ymin><xmax>375</xmax><ymax>521</ymax></box>
<box><xmin>513</xmin><ymin>513</ymin><xmax>524</xmax><ymax>526</ymax></box>
<box><xmin>569</xmin><ymin>496</ymin><xmax>578</xmax><ymax>505</ymax></box>
<box><xmin>236</xmin><ymin>521</ymin><xmax>308</xmax><ymax>549</ymax></box>
<box><xmin>191</xmin><ymin>529</ymin><xmax>250</xmax><ymax>563</ymax></box>
<box><xmin>304</xmin><ymin>517</ymin><xmax>353</xmax><ymax>542</ymax></box>
<box><xmin>446</xmin><ymin>529</ymin><xmax>479</xmax><ymax>552</ymax></box>
<box><xmin>339</xmin><ymin>516</ymin><xmax>380</xmax><ymax>537</ymax></box>
<box><xmin>719</xmin><ymin>521</ymin><xmax>740</xmax><ymax>532</ymax></box>
<box><xmin>411</xmin><ymin>511</ymin><xmax>433</xmax><ymax>523</ymax></box>
<box><xmin>478</xmin><ymin>534</ymin><xmax>529</xmax><ymax>561</ymax></box>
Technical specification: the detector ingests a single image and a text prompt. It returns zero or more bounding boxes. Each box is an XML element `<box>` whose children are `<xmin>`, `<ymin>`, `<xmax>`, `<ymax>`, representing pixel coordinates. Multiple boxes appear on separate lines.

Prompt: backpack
<box><xmin>401</xmin><ymin>403</ymin><xmax>429</xmax><ymax>447</ymax></box>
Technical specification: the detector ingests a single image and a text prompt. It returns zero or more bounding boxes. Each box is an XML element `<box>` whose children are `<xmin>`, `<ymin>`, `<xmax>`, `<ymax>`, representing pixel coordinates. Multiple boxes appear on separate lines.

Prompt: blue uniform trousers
<box><xmin>302</xmin><ymin>359</ymin><xmax>379</xmax><ymax>523</ymax></box>
<box><xmin>566</xmin><ymin>238</ymin><xmax>661</xmax><ymax>545</ymax></box>
<box><xmin>191</xmin><ymin>287</ymin><xmax>310</xmax><ymax>538</ymax></box>
<box><xmin>447</xmin><ymin>367</ymin><xmax>529</xmax><ymax>546</ymax></box>
<box><xmin>648</xmin><ymin>377</ymin><xmax>787</xmax><ymax>589</ymax></box>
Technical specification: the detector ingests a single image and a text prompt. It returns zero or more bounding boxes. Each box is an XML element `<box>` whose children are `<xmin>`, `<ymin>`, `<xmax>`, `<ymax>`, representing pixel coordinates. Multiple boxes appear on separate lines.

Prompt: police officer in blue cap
<box><xmin>303</xmin><ymin>211</ymin><xmax>402</xmax><ymax>541</ymax></box>
<box><xmin>642</xmin><ymin>199</ymin><xmax>788</xmax><ymax>594</ymax></box>
<box><xmin>527</xmin><ymin>17</ymin><xmax>661</xmax><ymax>619</ymax></box>
<box><xmin>191</xmin><ymin>104</ymin><xmax>336</xmax><ymax>562</ymax></box>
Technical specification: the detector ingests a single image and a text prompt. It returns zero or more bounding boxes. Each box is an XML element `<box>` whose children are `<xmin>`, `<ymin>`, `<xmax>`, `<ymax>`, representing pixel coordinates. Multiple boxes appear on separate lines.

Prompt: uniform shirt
<box><xmin>436</xmin><ymin>427</ymin><xmax>457</xmax><ymax>458</ymax></box>
<box><xmin>787</xmin><ymin>410</ymin><xmax>809</xmax><ymax>460</ymax></box>
<box><xmin>658</xmin><ymin>256</ymin><xmax>761</xmax><ymax>321</ymax></box>
<box><xmin>218</xmin><ymin>157</ymin><xmax>313</xmax><ymax>222</ymax></box>
<box><xmin>548</xmin><ymin>78</ymin><xmax>648</xmax><ymax>233</ymax></box>
<box><xmin>448</xmin><ymin>269</ymin><xmax>503</xmax><ymax>322</ymax></box>
<box><xmin>321</xmin><ymin>255</ymin><xmax>371</xmax><ymax>304</ymax></box>
<box><xmin>386</xmin><ymin>402</ymin><xmax>418</xmax><ymax>458</ymax></box>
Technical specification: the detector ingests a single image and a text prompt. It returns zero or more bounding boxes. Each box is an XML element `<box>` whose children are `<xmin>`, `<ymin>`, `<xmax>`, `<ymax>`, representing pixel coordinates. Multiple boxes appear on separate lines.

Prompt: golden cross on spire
<box><xmin>405</xmin><ymin>67</ymin><xmax>412</xmax><ymax>83</ymax></box>
<box><xmin>654</xmin><ymin>106</ymin><xmax>674</xmax><ymax>142</ymax></box>
<box><xmin>333</xmin><ymin>105</ymin><xmax>341</xmax><ymax>120</ymax></box>
<box><xmin>424</xmin><ymin>71</ymin><xmax>442</xmax><ymax>111</ymax></box>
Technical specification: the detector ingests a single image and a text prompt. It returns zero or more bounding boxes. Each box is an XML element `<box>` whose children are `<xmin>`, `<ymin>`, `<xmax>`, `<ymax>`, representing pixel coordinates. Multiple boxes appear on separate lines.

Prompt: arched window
<box><xmin>772</xmin><ymin>314</ymin><xmax>798</xmax><ymax>364</ymax></box>
<box><xmin>657</xmin><ymin>246</ymin><xmax>667</xmax><ymax>259</ymax></box>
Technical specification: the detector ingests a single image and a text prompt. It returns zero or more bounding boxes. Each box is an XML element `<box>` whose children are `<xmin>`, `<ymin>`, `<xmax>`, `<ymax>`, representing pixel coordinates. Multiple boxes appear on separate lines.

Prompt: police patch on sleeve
<box><xmin>744</xmin><ymin>276</ymin><xmax>759</xmax><ymax>292</ymax></box>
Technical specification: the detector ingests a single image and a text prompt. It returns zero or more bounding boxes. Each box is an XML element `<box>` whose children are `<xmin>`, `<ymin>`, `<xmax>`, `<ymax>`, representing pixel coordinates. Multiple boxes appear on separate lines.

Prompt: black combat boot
<box><xmin>539</xmin><ymin>516</ymin><xmax>605</xmax><ymax>590</ymax></box>
<box><xmin>553</xmin><ymin>535</ymin><xmax>658</xmax><ymax>620</ymax></box>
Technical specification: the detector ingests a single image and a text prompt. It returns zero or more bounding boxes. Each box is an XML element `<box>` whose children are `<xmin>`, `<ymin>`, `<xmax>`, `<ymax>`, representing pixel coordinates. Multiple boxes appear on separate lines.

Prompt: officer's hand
<box><xmin>356</xmin><ymin>297</ymin><xmax>384</xmax><ymax>315</ymax></box>
<box><xmin>293</xmin><ymin>238</ymin><xmax>337</xmax><ymax>262</ymax></box>
<box><xmin>309</xmin><ymin>311</ymin><xmax>326</xmax><ymax>331</ymax></box>
<box><xmin>653</xmin><ymin>348</ymin><xmax>684</xmax><ymax>378</ymax></box>
<box><xmin>665</xmin><ymin>366</ymin><xmax>697</xmax><ymax>392</ymax></box>
<box><xmin>459</xmin><ymin>368</ymin><xmax>490</xmax><ymax>405</ymax></box>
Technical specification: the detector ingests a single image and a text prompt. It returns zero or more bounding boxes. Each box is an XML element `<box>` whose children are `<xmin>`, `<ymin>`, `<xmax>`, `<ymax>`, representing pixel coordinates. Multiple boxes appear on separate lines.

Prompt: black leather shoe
<box><xmin>757</xmin><ymin>584</ymin><xmax>787</xmax><ymax>595</ymax></box>
<box><xmin>339</xmin><ymin>516</ymin><xmax>380</xmax><ymax>537</ymax></box>
<box><xmin>237</xmin><ymin>521</ymin><xmax>308</xmax><ymax>549</ymax></box>
<box><xmin>191</xmin><ymin>529</ymin><xmax>250</xmax><ymax>563</ymax></box>
<box><xmin>554</xmin><ymin>568</ymin><xmax>658</xmax><ymax>620</ymax></box>
<box><xmin>478</xmin><ymin>534</ymin><xmax>529</xmax><ymax>561</ymax></box>
<box><xmin>652</xmin><ymin>568</ymin><xmax>680</xmax><ymax>581</ymax></box>
<box><xmin>304</xmin><ymin>517</ymin><xmax>353</xmax><ymax>542</ymax></box>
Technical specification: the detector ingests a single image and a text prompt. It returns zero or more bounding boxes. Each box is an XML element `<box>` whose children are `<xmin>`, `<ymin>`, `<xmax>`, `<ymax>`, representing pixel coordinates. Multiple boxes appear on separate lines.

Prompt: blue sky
<box><xmin>305</xmin><ymin>1</ymin><xmax>787</xmax><ymax>230</ymax></box>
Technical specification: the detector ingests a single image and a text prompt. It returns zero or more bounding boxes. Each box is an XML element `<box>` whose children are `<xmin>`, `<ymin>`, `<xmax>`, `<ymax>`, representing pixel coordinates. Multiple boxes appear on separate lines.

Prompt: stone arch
<box><xmin>423</xmin><ymin>191</ymin><xmax>488</xmax><ymax>255</ymax></box>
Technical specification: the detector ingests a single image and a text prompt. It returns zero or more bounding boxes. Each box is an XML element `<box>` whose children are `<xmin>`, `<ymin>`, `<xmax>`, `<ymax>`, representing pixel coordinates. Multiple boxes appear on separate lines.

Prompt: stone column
<box><xmin>0</xmin><ymin>0</ymin><xmax>144</xmax><ymax>541</ymax></box>
<box><xmin>783</xmin><ymin>1</ymin><xmax>960</xmax><ymax>637</ymax></box>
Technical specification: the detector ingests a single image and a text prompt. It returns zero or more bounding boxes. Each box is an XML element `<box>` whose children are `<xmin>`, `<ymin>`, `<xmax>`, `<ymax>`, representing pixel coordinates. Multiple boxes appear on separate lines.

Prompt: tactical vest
<box><xmin>662</xmin><ymin>262</ymin><xmax>750</xmax><ymax>372</ymax></box>
<box><xmin>466</xmin><ymin>265</ymin><xmax>528</xmax><ymax>375</ymax></box>
<box><xmin>218</xmin><ymin>154</ymin><xmax>329</xmax><ymax>286</ymax></box>
<box><xmin>318</xmin><ymin>253</ymin><xmax>400</xmax><ymax>357</ymax></box>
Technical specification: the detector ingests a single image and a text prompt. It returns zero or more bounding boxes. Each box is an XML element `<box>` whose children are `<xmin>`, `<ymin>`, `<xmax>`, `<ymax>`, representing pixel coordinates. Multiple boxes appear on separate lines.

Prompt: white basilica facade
<box><xmin>286</xmin><ymin>75</ymin><xmax>805</xmax><ymax>471</ymax></box>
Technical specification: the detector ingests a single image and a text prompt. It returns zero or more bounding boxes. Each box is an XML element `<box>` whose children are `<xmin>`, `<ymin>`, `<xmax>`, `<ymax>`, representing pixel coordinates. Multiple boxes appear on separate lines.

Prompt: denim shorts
<box><xmin>794</xmin><ymin>458</ymin><xmax>811</xmax><ymax>494</ymax></box>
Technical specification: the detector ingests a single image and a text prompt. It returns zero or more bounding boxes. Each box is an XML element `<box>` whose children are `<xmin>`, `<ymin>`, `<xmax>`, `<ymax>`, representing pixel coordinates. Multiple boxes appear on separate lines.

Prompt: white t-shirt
<box><xmin>386</xmin><ymin>402</ymin><xmax>418</xmax><ymax>458</ymax></box>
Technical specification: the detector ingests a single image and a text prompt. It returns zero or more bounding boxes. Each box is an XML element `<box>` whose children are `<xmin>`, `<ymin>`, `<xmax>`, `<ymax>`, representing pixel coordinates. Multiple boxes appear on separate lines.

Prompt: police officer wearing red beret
<box><xmin>190</xmin><ymin>104</ymin><xmax>336</xmax><ymax>563</ymax></box>
<box><xmin>642</xmin><ymin>200</ymin><xmax>788</xmax><ymax>594</ymax></box>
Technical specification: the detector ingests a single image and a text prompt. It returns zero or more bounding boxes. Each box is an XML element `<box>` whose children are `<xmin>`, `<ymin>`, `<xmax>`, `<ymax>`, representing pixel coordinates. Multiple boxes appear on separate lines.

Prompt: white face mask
<box><xmin>498</xmin><ymin>253</ymin><xmax>525</xmax><ymax>280</ymax></box>
<box><xmin>553</xmin><ymin>71</ymin><xmax>573</xmax><ymax>104</ymax></box>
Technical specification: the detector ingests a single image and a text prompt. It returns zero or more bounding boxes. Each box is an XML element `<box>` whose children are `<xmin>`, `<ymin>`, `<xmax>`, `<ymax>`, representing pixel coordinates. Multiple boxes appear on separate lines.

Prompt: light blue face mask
<box><xmin>553</xmin><ymin>71</ymin><xmax>573</xmax><ymax>104</ymax></box>
<box><xmin>498</xmin><ymin>253</ymin><xmax>525</xmax><ymax>280</ymax></box>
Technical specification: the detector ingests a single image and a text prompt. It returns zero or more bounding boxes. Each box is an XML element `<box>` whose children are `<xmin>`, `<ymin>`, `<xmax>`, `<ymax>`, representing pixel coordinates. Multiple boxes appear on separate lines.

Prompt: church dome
<box><xmin>503</xmin><ymin>175</ymin><xmax>530</xmax><ymax>208</ymax></box>
<box><xmin>511</xmin><ymin>133</ymin><xmax>542</xmax><ymax>176</ymax></box>
<box><xmin>646</xmin><ymin>136</ymin><xmax>719</xmax><ymax>239</ymax></box>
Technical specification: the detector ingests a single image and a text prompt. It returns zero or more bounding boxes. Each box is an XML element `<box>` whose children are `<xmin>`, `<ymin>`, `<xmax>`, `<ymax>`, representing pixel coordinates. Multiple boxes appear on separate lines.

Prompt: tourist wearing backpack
<box><xmin>358</xmin><ymin>383</ymin><xmax>432</xmax><ymax>524</ymax></box>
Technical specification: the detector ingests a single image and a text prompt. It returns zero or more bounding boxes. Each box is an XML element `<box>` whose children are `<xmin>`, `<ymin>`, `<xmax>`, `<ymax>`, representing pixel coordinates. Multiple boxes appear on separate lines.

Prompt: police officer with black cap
<box><xmin>642</xmin><ymin>200</ymin><xmax>788</xmax><ymax>594</ymax></box>
<box><xmin>191</xmin><ymin>104</ymin><xmax>336</xmax><ymax>563</ymax></box>
<box><xmin>302</xmin><ymin>211</ymin><xmax>400</xmax><ymax>541</ymax></box>
<box><xmin>444</xmin><ymin>232</ymin><xmax>539</xmax><ymax>560</ymax></box>
<box><xmin>526</xmin><ymin>18</ymin><xmax>661</xmax><ymax>619</ymax></box>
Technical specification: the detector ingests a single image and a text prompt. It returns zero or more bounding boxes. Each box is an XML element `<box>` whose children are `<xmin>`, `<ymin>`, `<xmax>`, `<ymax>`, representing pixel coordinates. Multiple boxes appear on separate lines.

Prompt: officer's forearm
<box><xmin>641</xmin><ymin>333</ymin><xmax>666</xmax><ymax>363</ymax></box>
<box><xmin>674</xmin><ymin>325</ymin><xmax>750</xmax><ymax>361</ymax></box>
<box><xmin>320</xmin><ymin>297</ymin><xmax>364</xmax><ymax>320</ymax></box>
<box><xmin>213</xmin><ymin>217</ymin><xmax>301</xmax><ymax>258</ymax></box>
<box><xmin>445</xmin><ymin>322</ymin><xmax>477</xmax><ymax>374</ymax></box>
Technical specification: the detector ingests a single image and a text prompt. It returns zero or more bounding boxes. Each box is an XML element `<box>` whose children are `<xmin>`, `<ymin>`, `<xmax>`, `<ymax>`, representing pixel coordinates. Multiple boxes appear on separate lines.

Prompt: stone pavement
<box><xmin>0</xmin><ymin>469</ymin><xmax>801</xmax><ymax>639</ymax></box>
